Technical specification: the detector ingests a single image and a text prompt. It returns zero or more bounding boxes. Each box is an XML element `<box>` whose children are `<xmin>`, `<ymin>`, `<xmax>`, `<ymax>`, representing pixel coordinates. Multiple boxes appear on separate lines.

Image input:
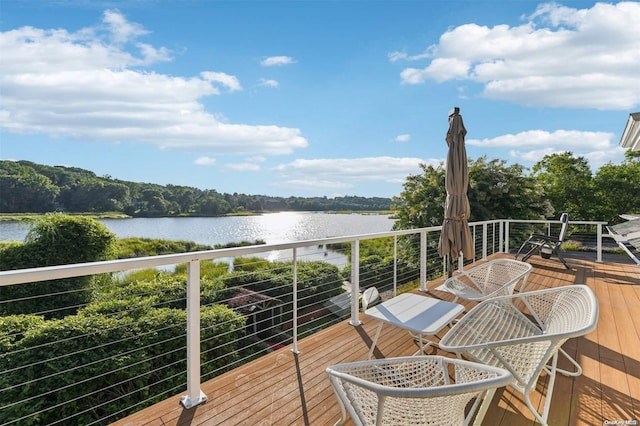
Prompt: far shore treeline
<box><xmin>0</xmin><ymin>160</ymin><xmax>392</xmax><ymax>217</ymax></box>
<box><xmin>2</xmin><ymin>150</ymin><xmax>639</xmax><ymax>226</ymax></box>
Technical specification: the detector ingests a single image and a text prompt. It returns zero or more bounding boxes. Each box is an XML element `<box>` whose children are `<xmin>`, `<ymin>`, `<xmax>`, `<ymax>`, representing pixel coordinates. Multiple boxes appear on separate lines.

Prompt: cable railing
<box><xmin>0</xmin><ymin>219</ymin><xmax>606</xmax><ymax>425</ymax></box>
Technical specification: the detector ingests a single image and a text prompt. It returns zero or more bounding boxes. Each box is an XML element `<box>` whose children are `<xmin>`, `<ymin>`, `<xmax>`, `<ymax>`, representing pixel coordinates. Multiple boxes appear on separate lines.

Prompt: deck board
<box><xmin>113</xmin><ymin>253</ymin><xmax>640</xmax><ymax>426</ymax></box>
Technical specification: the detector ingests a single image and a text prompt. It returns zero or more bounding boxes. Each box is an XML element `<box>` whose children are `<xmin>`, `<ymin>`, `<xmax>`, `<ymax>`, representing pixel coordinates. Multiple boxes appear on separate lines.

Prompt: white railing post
<box><xmin>596</xmin><ymin>224</ymin><xmax>603</xmax><ymax>263</ymax></box>
<box><xmin>472</xmin><ymin>224</ymin><xmax>477</xmax><ymax>261</ymax></box>
<box><xmin>180</xmin><ymin>260</ymin><xmax>207</xmax><ymax>409</ymax></box>
<box><xmin>504</xmin><ymin>221</ymin><xmax>510</xmax><ymax>253</ymax></box>
<box><xmin>349</xmin><ymin>240</ymin><xmax>361</xmax><ymax>326</ymax></box>
<box><xmin>393</xmin><ymin>235</ymin><xmax>398</xmax><ymax>296</ymax></box>
<box><xmin>482</xmin><ymin>223</ymin><xmax>488</xmax><ymax>260</ymax></box>
<box><xmin>420</xmin><ymin>230</ymin><xmax>427</xmax><ymax>292</ymax></box>
<box><xmin>292</xmin><ymin>248</ymin><xmax>299</xmax><ymax>353</ymax></box>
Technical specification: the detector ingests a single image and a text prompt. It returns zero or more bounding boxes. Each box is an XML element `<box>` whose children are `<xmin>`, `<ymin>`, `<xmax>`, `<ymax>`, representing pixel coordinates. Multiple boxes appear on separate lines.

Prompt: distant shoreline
<box><xmin>0</xmin><ymin>210</ymin><xmax>393</xmax><ymax>222</ymax></box>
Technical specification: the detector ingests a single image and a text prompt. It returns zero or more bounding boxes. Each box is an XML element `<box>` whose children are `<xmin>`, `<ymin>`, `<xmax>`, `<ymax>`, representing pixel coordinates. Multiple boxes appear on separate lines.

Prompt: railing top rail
<box><xmin>506</xmin><ymin>219</ymin><xmax>608</xmax><ymax>225</ymax></box>
<box><xmin>1</xmin><ymin>218</ymin><xmax>606</xmax><ymax>286</ymax></box>
<box><xmin>0</xmin><ymin>226</ymin><xmax>440</xmax><ymax>286</ymax></box>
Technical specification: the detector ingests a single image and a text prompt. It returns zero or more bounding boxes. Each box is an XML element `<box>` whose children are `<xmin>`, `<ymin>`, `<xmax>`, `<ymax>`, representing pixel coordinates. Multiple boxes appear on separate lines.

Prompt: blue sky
<box><xmin>1</xmin><ymin>1</ymin><xmax>639</xmax><ymax>198</ymax></box>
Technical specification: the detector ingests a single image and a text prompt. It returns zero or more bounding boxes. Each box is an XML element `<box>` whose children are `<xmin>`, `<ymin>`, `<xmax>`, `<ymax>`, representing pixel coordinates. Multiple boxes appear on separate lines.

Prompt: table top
<box><xmin>364</xmin><ymin>293</ymin><xmax>464</xmax><ymax>335</ymax></box>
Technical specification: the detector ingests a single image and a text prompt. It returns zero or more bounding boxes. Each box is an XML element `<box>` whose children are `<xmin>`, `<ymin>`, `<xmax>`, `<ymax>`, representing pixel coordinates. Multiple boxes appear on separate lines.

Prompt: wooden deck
<box><xmin>114</xmin><ymin>253</ymin><xmax>640</xmax><ymax>426</ymax></box>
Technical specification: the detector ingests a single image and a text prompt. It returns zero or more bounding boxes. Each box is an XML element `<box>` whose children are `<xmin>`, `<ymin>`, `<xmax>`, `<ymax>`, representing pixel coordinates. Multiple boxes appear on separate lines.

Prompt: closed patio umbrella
<box><xmin>438</xmin><ymin>107</ymin><xmax>474</xmax><ymax>274</ymax></box>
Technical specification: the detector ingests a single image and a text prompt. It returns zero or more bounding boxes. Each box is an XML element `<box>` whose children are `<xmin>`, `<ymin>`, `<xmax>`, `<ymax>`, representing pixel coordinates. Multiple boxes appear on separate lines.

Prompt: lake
<box><xmin>0</xmin><ymin>212</ymin><xmax>396</xmax><ymax>266</ymax></box>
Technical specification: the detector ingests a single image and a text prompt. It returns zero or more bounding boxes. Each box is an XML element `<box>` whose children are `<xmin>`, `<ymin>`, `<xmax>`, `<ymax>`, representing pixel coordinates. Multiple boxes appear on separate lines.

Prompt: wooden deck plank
<box><xmin>113</xmin><ymin>253</ymin><xmax>639</xmax><ymax>426</ymax></box>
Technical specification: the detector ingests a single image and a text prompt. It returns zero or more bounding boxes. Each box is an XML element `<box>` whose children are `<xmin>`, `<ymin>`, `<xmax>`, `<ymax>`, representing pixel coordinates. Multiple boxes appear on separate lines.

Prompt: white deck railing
<box><xmin>0</xmin><ymin>218</ymin><xmax>606</xmax><ymax>424</ymax></box>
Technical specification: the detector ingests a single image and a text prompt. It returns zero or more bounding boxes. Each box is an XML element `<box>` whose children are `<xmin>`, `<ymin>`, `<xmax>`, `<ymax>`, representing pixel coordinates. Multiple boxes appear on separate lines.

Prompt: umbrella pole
<box><xmin>447</xmin><ymin>256</ymin><xmax>453</xmax><ymax>278</ymax></box>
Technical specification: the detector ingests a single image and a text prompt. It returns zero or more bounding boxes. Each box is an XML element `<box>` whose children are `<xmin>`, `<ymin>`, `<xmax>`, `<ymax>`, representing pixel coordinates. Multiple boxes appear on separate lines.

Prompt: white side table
<box><xmin>364</xmin><ymin>293</ymin><xmax>464</xmax><ymax>359</ymax></box>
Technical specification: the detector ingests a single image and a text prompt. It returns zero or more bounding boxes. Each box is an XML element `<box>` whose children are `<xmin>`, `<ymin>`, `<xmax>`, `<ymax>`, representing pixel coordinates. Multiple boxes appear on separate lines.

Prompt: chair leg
<box><xmin>554</xmin><ymin>249</ymin><xmax>571</xmax><ymax>269</ymax></box>
<box><xmin>514</xmin><ymin>240</ymin><xmax>530</xmax><ymax>259</ymax></box>
<box><xmin>524</xmin><ymin>351</ymin><xmax>559</xmax><ymax>426</ymax></box>
<box><xmin>554</xmin><ymin>347</ymin><xmax>582</xmax><ymax>377</ymax></box>
<box><xmin>521</xmin><ymin>245</ymin><xmax>539</xmax><ymax>262</ymax></box>
<box><xmin>469</xmin><ymin>389</ymin><xmax>496</xmax><ymax>426</ymax></box>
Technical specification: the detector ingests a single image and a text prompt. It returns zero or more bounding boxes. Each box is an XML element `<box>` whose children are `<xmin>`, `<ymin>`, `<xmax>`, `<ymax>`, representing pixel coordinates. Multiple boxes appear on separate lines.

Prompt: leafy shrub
<box><xmin>0</xmin><ymin>304</ymin><xmax>245</xmax><ymax>425</ymax></box>
<box><xmin>0</xmin><ymin>214</ymin><xmax>116</xmax><ymax>318</ymax></box>
<box><xmin>174</xmin><ymin>259</ymin><xmax>230</xmax><ymax>278</ymax></box>
<box><xmin>116</xmin><ymin>237</ymin><xmax>212</xmax><ymax>258</ymax></box>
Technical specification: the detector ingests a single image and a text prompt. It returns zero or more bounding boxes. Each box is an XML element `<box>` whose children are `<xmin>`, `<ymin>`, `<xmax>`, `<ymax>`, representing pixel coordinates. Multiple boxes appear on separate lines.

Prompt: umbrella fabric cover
<box><xmin>438</xmin><ymin>110</ymin><xmax>475</xmax><ymax>260</ymax></box>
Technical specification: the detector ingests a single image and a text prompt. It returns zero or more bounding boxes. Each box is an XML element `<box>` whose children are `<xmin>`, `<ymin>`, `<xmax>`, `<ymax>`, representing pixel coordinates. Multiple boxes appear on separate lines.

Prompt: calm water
<box><xmin>0</xmin><ymin>212</ymin><xmax>395</xmax><ymax>246</ymax></box>
<box><xmin>0</xmin><ymin>212</ymin><xmax>395</xmax><ymax>266</ymax></box>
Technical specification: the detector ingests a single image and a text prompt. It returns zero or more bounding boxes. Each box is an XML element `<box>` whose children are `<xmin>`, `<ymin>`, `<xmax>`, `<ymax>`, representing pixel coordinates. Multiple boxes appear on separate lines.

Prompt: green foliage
<box><xmin>592</xmin><ymin>151</ymin><xmax>640</xmax><ymax>224</ymax></box>
<box><xmin>174</xmin><ymin>259</ymin><xmax>230</xmax><ymax>278</ymax></box>
<box><xmin>233</xmin><ymin>256</ymin><xmax>272</xmax><ymax>271</ymax></box>
<box><xmin>116</xmin><ymin>237</ymin><xmax>212</xmax><ymax>258</ymax></box>
<box><xmin>0</xmin><ymin>314</ymin><xmax>45</xmax><ymax>351</ymax></box>
<box><xmin>220</xmin><ymin>261</ymin><xmax>343</xmax><ymax>314</ymax></box>
<box><xmin>0</xmin><ymin>304</ymin><xmax>245</xmax><ymax>425</ymax></box>
<box><xmin>392</xmin><ymin>162</ymin><xmax>446</xmax><ymax>229</ymax></box>
<box><xmin>532</xmin><ymin>152</ymin><xmax>595</xmax><ymax>220</ymax></box>
<box><xmin>0</xmin><ymin>214</ymin><xmax>116</xmax><ymax>318</ymax></box>
<box><xmin>25</xmin><ymin>213</ymin><xmax>117</xmax><ymax>264</ymax></box>
<box><xmin>468</xmin><ymin>157</ymin><xmax>551</xmax><ymax>221</ymax></box>
<box><xmin>0</xmin><ymin>160</ymin><xmax>392</xmax><ymax>217</ymax></box>
<box><xmin>0</xmin><ymin>161</ymin><xmax>59</xmax><ymax>213</ymax></box>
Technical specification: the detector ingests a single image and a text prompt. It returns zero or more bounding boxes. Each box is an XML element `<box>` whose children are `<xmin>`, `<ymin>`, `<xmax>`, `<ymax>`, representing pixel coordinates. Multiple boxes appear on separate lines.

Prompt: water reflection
<box><xmin>0</xmin><ymin>212</ymin><xmax>395</xmax><ymax>269</ymax></box>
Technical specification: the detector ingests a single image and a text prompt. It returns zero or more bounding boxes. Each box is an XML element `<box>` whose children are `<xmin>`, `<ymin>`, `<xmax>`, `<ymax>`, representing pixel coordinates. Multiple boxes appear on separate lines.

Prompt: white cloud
<box><xmin>398</xmin><ymin>2</ymin><xmax>640</xmax><ymax>110</ymax></box>
<box><xmin>225</xmin><ymin>163</ymin><xmax>261</xmax><ymax>171</ymax></box>
<box><xmin>273</xmin><ymin>179</ymin><xmax>353</xmax><ymax>190</ymax></box>
<box><xmin>395</xmin><ymin>134</ymin><xmax>411</xmax><ymax>142</ymax></box>
<box><xmin>274</xmin><ymin>157</ymin><xmax>431</xmax><ymax>186</ymax></box>
<box><xmin>388</xmin><ymin>49</ymin><xmax>432</xmax><ymax>63</ymax></box>
<box><xmin>467</xmin><ymin>129</ymin><xmax>613</xmax><ymax>149</ymax></box>
<box><xmin>261</xmin><ymin>56</ymin><xmax>296</xmax><ymax>66</ymax></box>
<box><xmin>259</xmin><ymin>78</ymin><xmax>279</xmax><ymax>88</ymax></box>
<box><xmin>201</xmin><ymin>71</ymin><xmax>242</xmax><ymax>92</ymax></box>
<box><xmin>102</xmin><ymin>9</ymin><xmax>148</xmax><ymax>44</ymax></box>
<box><xmin>0</xmin><ymin>10</ymin><xmax>307</xmax><ymax>156</ymax></box>
<box><xmin>468</xmin><ymin>129</ymin><xmax>621</xmax><ymax>169</ymax></box>
<box><xmin>194</xmin><ymin>156</ymin><xmax>216</xmax><ymax>166</ymax></box>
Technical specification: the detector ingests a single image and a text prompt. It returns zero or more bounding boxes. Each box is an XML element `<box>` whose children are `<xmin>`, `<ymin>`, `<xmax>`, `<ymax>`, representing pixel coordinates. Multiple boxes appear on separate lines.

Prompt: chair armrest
<box><xmin>528</xmin><ymin>233</ymin><xmax>560</xmax><ymax>243</ymax></box>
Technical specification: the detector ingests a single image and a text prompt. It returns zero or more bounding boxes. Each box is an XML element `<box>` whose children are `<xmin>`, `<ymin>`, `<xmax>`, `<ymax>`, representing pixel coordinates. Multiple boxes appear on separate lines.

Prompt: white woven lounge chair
<box><xmin>439</xmin><ymin>285</ymin><xmax>598</xmax><ymax>426</ymax></box>
<box><xmin>326</xmin><ymin>355</ymin><xmax>512</xmax><ymax>426</ymax></box>
<box><xmin>441</xmin><ymin>258</ymin><xmax>532</xmax><ymax>302</ymax></box>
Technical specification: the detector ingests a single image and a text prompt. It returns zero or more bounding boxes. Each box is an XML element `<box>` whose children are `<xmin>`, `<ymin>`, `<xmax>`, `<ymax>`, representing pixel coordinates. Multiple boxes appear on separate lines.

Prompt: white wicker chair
<box><xmin>326</xmin><ymin>355</ymin><xmax>512</xmax><ymax>426</ymax></box>
<box><xmin>439</xmin><ymin>285</ymin><xmax>598</xmax><ymax>426</ymax></box>
<box><xmin>441</xmin><ymin>259</ymin><xmax>532</xmax><ymax>302</ymax></box>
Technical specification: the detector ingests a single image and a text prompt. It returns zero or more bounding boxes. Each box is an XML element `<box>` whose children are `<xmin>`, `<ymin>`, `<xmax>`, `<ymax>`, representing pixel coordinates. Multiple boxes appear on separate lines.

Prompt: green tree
<box><xmin>592</xmin><ymin>150</ymin><xmax>640</xmax><ymax>224</ymax></box>
<box><xmin>197</xmin><ymin>193</ymin><xmax>231</xmax><ymax>215</ymax></box>
<box><xmin>469</xmin><ymin>157</ymin><xmax>551</xmax><ymax>221</ymax></box>
<box><xmin>392</xmin><ymin>162</ymin><xmax>446</xmax><ymax>230</ymax></box>
<box><xmin>532</xmin><ymin>152</ymin><xmax>594</xmax><ymax>220</ymax></box>
<box><xmin>140</xmin><ymin>188</ymin><xmax>169</xmax><ymax>216</ymax></box>
<box><xmin>0</xmin><ymin>162</ymin><xmax>59</xmax><ymax>212</ymax></box>
<box><xmin>392</xmin><ymin>157</ymin><xmax>546</xmax><ymax>230</ymax></box>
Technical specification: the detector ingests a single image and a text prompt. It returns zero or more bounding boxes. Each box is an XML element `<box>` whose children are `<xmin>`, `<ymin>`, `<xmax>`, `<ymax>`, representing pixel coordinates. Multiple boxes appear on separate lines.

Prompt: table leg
<box><xmin>411</xmin><ymin>333</ymin><xmax>438</xmax><ymax>356</ymax></box>
<box><xmin>368</xmin><ymin>322</ymin><xmax>384</xmax><ymax>359</ymax></box>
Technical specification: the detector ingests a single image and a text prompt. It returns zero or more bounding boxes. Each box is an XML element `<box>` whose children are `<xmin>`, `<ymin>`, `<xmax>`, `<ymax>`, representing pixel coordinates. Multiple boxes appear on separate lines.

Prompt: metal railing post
<box><xmin>393</xmin><ymin>235</ymin><xmax>398</xmax><ymax>296</ymax></box>
<box><xmin>420</xmin><ymin>230</ymin><xmax>427</xmax><ymax>291</ymax></box>
<box><xmin>596</xmin><ymin>224</ymin><xmax>603</xmax><ymax>263</ymax></box>
<box><xmin>504</xmin><ymin>221</ymin><xmax>510</xmax><ymax>253</ymax></box>
<box><xmin>349</xmin><ymin>240</ymin><xmax>361</xmax><ymax>326</ymax></box>
<box><xmin>482</xmin><ymin>223</ymin><xmax>488</xmax><ymax>260</ymax></box>
<box><xmin>292</xmin><ymin>248</ymin><xmax>300</xmax><ymax>353</ymax></box>
<box><xmin>180</xmin><ymin>260</ymin><xmax>206</xmax><ymax>409</ymax></box>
